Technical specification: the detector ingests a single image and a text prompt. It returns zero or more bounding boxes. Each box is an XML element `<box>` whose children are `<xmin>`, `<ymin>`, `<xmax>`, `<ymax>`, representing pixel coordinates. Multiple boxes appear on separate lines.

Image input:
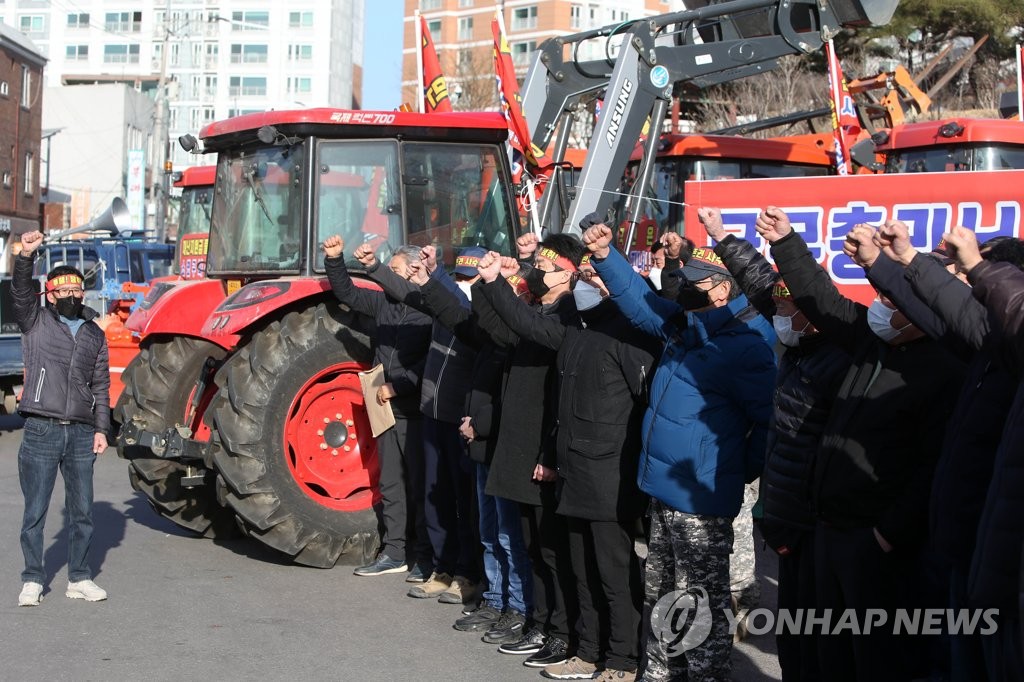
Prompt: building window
<box><xmin>2</xmin><ymin>172</ymin><xmax>10</xmax><ymax>189</ymax></box>
<box><xmin>104</xmin><ymin>45</ymin><xmax>140</xmax><ymax>64</ymax></box>
<box><xmin>204</xmin><ymin>76</ymin><xmax>218</xmax><ymax>97</ymax></box>
<box><xmin>23</xmin><ymin>152</ymin><xmax>33</xmax><ymax>196</ymax></box>
<box><xmin>287</xmin><ymin>77</ymin><xmax>312</xmax><ymax>94</ymax></box>
<box><xmin>230</xmin><ymin>11</ymin><xmax>269</xmax><ymax>30</ymax></box>
<box><xmin>511</xmin><ymin>6</ymin><xmax>538</xmax><ymax>31</ymax></box>
<box><xmin>229</xmin><ymin>76</ymin><xmax>267</xmax><ymax>97</ymax></box>
<box><xmin>511</xmin><ymin>41</ymin><xmax>536</xmax><ymax>65</ymax></box>
<box><xmin>458</xmin><ymin>17</ymin><xmax>473</xmax><ymax>41</ymax></box>
<box><xmin>230</xmin><ymin>44</ymin><xmax>269</xmax><ymax>64</ymax></box>
<box><xmin>427</xmin><ymin>20</ymin><xmax>441</xmax><ymax>42</ymax></box>
<box><xmin>570</xmin><ymin>5</ymin><xmax>582</xmax><ymax>29</ymax></box>
<box><xmin>421</xmin><ymin>0</ymin><xmax>441</xmax><ymax>9</ymax></box>
<box><xmin>67</xmin><ymin>13</ymin><xmax>90</xmax><ymax>28</ymax></box>
<box><xmin>0</xmin><ymin>82</ymin><xmax>8</xmax><ymax>97</ymax></box>
<box><xmin>459</xmin><ymin>0</ymin><xmax>474</xmax><ymax>6</ymax></box>
<box><xmin>105</xmin><ymin>11</ymin><xmax>142</xmax><ymax>33</ymax></box>
<box><xmin>288</xmin><ymin>11</ymin><xmax>313</xmax><ymax>29</ymax></box>
<box><xmin>19</xmin><ymin>15</ymin><xmax>45</xmax><ymax>34</ymax></box>
<box><xmin>21</xmin><ymin>66</ymin><xmax>30</xmax><ymax>108</ymax></box>
<box><xmin>65</xmin><ymin>45</ymin><xmax>89</xmax><ymax>61</ymax></box>
<box><xmin>288</xmin><ymin>44</ymin><xmax>313</xmax><ymax>61</ymax></box>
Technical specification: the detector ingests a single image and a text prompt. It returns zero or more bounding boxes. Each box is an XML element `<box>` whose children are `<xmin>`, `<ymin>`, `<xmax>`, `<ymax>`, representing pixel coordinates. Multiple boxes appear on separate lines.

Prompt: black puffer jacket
<box><xmin>964</xmin><ymin>260</ymin><xmax>1024</xmax><ymax>614</ymax></box>
<box><xmin>366</xmin><ymin>263</ymin><xmax>476</xmax><ymax>425</ymax></box>
<box><xmin>13</xmin><ymin>253</ymin><xmax>110</xmax><ymax>432</ymax></box>
<box><xmin>484</xmin><ymin>281</ymin><xmax>659</xmax><ymax>522</ymax></box>
<box><xmin>324</xmin><ymin>255</ymin><xmax>431</xmax><ymax>419</ymax></box>
<box><xmin>714</xmin><ymin>236</ymin><xmax>850</xmax><ymax>552</ymax></box>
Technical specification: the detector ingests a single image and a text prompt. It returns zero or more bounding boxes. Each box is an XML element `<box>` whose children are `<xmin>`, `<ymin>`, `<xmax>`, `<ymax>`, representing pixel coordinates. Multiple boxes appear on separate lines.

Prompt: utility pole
<box><xmin>151</xmin><ymin>0</ymin><xmax>172</xmax><ymax>242</ymax></box>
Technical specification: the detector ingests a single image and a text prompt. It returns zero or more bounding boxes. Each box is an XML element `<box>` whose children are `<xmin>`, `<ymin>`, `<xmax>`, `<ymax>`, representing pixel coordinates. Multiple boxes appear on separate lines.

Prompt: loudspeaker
<box><xmin>45</xmin><ymin>198</ymin><xmax>132</xmax><ymax>241</ymax></box>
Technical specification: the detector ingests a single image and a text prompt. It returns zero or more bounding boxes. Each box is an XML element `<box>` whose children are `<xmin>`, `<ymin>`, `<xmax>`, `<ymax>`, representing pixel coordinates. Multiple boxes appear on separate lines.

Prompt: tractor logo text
<box><xmin>606</xmin><ymin>78</ymin><xmax>634</xmax><ymax>149</ymax></box>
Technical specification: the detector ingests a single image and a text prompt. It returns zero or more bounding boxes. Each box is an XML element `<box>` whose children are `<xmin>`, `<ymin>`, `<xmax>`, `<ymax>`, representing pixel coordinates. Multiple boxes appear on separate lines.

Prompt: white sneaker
<box><xmin>66</xmin><ymin>579</ymin><xmax>107</xmax><ymax>602</ymax></box>
<box><xmin>18</xmin><ymin>582</ymin><xmax>43</xmax><ymax>607</ymax></box>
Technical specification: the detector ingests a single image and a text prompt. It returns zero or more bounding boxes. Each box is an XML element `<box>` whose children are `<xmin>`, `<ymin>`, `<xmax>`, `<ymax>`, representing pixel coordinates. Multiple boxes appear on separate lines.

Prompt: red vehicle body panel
<box><xmin>200</xmin><ymin>109</ymin><xmax>509</xmax><ymax>138</ymax></box>
<box><xmin>174</xmin><ymin>165</ymin><xmax>217</xmax><ymax>188</ymax></box>
<box><xmin>877</xmin><ymin>118</ymin><xmax>1024</xmax><ymax>150</ymax></box>
<box><xmin>126</xmin><ymin>279</ymin><xmax>238</xmax><ymax>349</ymax></box>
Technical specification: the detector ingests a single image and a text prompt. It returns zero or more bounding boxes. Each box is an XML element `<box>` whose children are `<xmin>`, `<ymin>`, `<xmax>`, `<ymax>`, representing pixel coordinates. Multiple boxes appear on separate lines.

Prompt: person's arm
<box><xmin>470</xmin><ymin>281</ymin><xmax>520</xmax><ymax>348</ymax></box>
<box><xmin>91</xmin><ymin>338</ymin><xmax>112</xmax><ymax>436</ymax></box>
<box><xmin>731</xmin><ymin>342</ymin><xmax>777</xmax><ymax>483</ymax></box>
<box><xmin>12</xmin><ymin>253</ymin><xmax>41</xmax><ymax>332</ymax></box>
<box><xmin>969</xmin><ymin>260</ymin><xmax>1024</xmax><ymax>367</ymax></box>
<box><xmin>364</xmin><ymin>260</ymin><xmax>427</xmax><ymax>309</ymax></box>
<box><xmin>615</xmin><ymin>335</ymin><xmax>658</xmax><ymax>403</ymax></box>
<box><xmin>904</xmin><ymin>255</ymin><xmax>989</xmax><ymax>352</ymax></box>
<box><xmin>479</xmin><ymin>277</ymin><xmax>567</xmax><ymax>351</ymax></box>
<box><xmin>714</xmin><ymin>235</ymin><xmax>779</xmax><ymax>320</ymax></box>
<box><xmin>591</xmin><ymin>247</ymin><xmax>685</xmax><ymax>341</ymax></box>
<box><xmin>324</xmin><ymin>255</ymin><xmax>384</xmax><ymax>318</ymax></box>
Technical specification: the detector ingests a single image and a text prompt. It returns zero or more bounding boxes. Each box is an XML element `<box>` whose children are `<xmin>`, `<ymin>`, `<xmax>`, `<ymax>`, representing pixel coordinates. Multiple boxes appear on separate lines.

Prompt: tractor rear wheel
<box><xmin>115</xmin><ymin>336</ymin><xmax>238</xmax><ymax>537</ymax></box>
<box><xmin>209</xmin><ymin>302</ymin><xmax>380</xmax><ymax>568</ymax></box>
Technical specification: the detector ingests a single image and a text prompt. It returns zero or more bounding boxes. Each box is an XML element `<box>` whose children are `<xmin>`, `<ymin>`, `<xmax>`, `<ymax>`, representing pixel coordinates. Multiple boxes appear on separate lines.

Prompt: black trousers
<box><xmin>376</xmin><ymin>416</ymin><xmax>430</xmax><ymax>564</ymax></box>
<box><xmin>520</xmin><ymin>490</ymin><xmax>577</xmax><ymax>643</ymax></box>
<box><xmin>569</xmin><ymin>516</ymin><xmax>643</xmax><ymax>672</ymax></box>
<box><xmin>777</xmin><ymin>529</ymin><xmax>821</xmax><ymax>682</ymax></box>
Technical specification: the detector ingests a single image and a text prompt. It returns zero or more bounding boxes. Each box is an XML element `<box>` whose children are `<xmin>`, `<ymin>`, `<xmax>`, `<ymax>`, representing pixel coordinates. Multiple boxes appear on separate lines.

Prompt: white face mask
<box><xmin>648</xmin><ymin>267</ymin><xmax>663</xmax><ymax>290</ymax></box>
<box><xmin>866</xmin><ymin>299</ymin><xmax>912</xmax><ymax>342</ymax></box>
<box><xmin>772</xmin><ymin>313</ymin><xmax>806</xmax><ymax>347</ymax></box>
<box><xmin>457</xmin><ymin>280</ymin><xmax>473</xmax><ymax>301</ymax></box>
<box><xmin>572</xmin><ymin>281</ymin><xmax>604</xmax><ymax>311</ymax></box>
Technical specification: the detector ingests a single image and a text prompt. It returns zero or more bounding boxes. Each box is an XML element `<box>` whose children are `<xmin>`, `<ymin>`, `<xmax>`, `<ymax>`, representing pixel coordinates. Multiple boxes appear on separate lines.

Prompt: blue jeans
<box><xmin>476</xmin><ymin>462</ymin><xmax>531</xmax><ymax>615</ymax></box>
<box><xmin>18</xmin><ymin>417</ymin><xmax>97</xmax><ymax>583</ymax></box>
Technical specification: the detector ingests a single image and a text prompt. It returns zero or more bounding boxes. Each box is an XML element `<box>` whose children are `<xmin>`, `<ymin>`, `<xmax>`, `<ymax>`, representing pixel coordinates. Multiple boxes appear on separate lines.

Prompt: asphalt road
<box><xmin>0</xmin><ymin>415</ymin><xmax>781</xmax><ymax>681</ymax></box>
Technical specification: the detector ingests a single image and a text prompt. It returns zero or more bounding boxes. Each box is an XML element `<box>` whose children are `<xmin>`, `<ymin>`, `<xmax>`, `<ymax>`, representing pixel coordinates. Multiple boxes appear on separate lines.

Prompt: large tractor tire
<box><xmin>209</xmin><ymin>302</ymin><xmax>380</xmax><ymax>568</ymax></box>
<box><xmin>115</xmin><ymin>336</ymin><xmax>238</xmax><ymax>538</ymax></box>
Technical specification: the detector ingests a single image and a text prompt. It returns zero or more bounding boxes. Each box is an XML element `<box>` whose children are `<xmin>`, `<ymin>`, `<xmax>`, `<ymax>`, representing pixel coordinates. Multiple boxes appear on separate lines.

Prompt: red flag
<box><xmin>825</xmin><ymin>40</ymin><xmax>860</xmax><ymax>175</ymax></box>
<box><xmin>492</xmin><ymin>18</ymin><xmax>544</xmax><ymax>177</ymax></box>
<box><xmin>420</xmin><ymin>16</ymin><xmax>452</xmax><ymax>113</ymax></box>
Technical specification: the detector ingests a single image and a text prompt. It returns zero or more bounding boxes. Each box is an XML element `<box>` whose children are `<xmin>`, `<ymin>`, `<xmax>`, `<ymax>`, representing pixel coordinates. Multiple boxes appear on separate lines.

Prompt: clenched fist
<box><xmin>842</xmin><ymin>224</ymin><xmax>881</xmax><ymax>269</ymax></box>
<box><xmin>875</xmin><ymin>220</ymin><xmax>915</xmax><ymax>266</ymax></box>
<box><xmin>476</xmin><ymin>250</ymin><xmax>503</xmax><ymax>283</ymax></box>
<box><xmin>697</xmin><ymin>207</ymin><xmax>725</xmax><ymax>242</ymax></box>
<box><xmin>942</xmin><ymin>226</ymin><xmax>982</xmax><ymax>275</ymax></box>
<box><xmin>353</xmin><ymin>243</ymin><xmax>377</xmax><ymax>268</ymax></box>
<box><xmin>754</xmin><ymin>206</ymin><xmax>793</xmax><ymax>244</ymax></box>
<box><xmin>21</xmin><ymin>230</ymin><xmax>43</xmax><ymax>255</ymax></box>
<box><xmin>516</xmin><ymin>232</ymin><xmax>540</xmax><ymax>260</ymax></box>
<box><xmin>322</xmin><ymin>234</ymin><xmax>344</xmax><ymax>259</ymax></box>
<box><xmin>581</xmin><ymin>224</ymin><xmax>613</xmax><ymax>259</ymax></box>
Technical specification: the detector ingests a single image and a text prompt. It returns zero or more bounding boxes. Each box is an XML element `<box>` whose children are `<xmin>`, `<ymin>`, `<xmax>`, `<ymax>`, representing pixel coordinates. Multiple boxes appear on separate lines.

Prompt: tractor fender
<box><xmin>201</xmin><ymin>276</ymin><xmax>382</xmax><ymax>339</ymax></box>
<box><xmin>126</xmin><ymin>279</ymin><xmax>236</xmax><ymax>349</ymax></box>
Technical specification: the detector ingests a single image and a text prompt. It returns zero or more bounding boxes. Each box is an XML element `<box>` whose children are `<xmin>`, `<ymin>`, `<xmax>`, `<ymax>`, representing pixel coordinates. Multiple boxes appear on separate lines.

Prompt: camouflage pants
<box><xmin>730</xmin><ymin>481</ymin><xmax>760</xmax><ymax>612</ymax></box>
<box><xmin>641</xmin><ymin>500</ymin><xmax>734</xmax><ymax>682</ymax></box>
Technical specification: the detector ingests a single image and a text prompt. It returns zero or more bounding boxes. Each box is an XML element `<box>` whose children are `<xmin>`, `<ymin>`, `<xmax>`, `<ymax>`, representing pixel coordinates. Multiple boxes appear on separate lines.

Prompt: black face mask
<box><xmin>525</xmin><ymin>268</ymin><xmax>551</xmax><ymax>299</ymax></box>
<box><xmin>676</xmin><ymin>284</ymin><xmax>711</xmax><ymax>311</ymax></box>
<box><xmin>55</xmin><ymin>297</ymin><xmax>84</xmax><ymax>319</ymax></box>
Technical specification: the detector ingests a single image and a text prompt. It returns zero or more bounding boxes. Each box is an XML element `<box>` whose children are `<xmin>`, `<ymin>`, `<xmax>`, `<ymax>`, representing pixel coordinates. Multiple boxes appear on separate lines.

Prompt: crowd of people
<box><xmin>322</xmin><ymin>204</ymin><xmax>1024</xmax><ymax>682</ymax></box>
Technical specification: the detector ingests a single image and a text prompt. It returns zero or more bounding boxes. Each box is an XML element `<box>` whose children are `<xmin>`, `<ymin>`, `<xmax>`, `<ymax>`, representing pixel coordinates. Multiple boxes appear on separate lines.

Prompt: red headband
<box><xmin>46</xmin><ymin>274</ymin><xmax>83</xmax><ymax>291</ymax></box>
<box><xmin>537</xmin><ymin>247</ymin><xmax>577</xmax><ymax>272</ymax></box>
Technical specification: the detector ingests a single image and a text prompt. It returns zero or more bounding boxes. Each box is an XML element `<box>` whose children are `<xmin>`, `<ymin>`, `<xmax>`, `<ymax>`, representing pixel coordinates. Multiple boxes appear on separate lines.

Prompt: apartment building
<box><xmin>401</xmin><ymin>0</ymin><xmax>672</xmax><ymax>109</ymax></box>
<box><xmin>4</xmin><ymin>1</ymin><xmax>364</xmax><ymax>170</ymax></box>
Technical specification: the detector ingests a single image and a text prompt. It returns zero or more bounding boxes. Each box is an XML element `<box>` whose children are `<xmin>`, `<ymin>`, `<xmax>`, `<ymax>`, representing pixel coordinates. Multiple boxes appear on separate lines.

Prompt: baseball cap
<box><xmin>676</xmin><ymin>246</ymin><xmax>730</xmax><ymax>281</ymax></box>
<box><xmin>927</xmin><ymin>239</ymin><xmax>954</xmax><ymax>267</ymax></box>
<box><xmin>454</xmin><ymin>246</ymin><xmax>487</xmax><ymax>277</ymax></box>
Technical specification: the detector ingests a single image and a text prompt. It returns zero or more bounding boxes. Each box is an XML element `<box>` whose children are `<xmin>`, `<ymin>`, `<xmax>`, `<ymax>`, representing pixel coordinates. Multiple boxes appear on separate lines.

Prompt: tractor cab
<box><xmin>880</xmin><ymin>118</ymin><xmax>1024</xmax><ymax>173</ymax></box>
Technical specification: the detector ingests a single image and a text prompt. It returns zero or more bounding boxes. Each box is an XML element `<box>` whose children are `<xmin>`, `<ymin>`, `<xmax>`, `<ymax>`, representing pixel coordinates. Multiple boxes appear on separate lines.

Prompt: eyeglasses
<box><xmin>51</xmin><ymin>288</ymin><xmax>85</xmax><ymax>299</ymax></box>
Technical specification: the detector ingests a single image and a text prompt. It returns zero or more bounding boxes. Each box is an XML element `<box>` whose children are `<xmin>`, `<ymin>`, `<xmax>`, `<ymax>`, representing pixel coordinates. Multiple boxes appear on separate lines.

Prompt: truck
<box><xmin>115</xmin><ymin>0</ymin><xmax>898</xmax><ymax>566</ymax></box>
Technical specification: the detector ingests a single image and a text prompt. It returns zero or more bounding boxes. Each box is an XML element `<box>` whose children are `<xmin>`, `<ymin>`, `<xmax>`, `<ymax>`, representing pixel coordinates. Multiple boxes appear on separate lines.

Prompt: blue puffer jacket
<box><xmin>592</xmin><ymin>248</ymin><xmax>777</xmax><ymax>517</ymax></box>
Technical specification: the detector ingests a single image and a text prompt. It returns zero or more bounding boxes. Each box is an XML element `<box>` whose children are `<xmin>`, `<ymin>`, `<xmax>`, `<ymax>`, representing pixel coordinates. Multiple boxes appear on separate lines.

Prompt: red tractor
<box><xmin>116</xmin><ymin>109</ymin><xmax>519</xmax><ymax>566</ymax></box>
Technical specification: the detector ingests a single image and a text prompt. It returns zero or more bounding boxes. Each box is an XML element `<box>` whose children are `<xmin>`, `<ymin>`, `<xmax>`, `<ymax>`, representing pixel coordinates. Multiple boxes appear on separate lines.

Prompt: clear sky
<box><xmin>362</xmin><ymin>1</ymin><xmax>405</xmax><ymax>110</ymax></box>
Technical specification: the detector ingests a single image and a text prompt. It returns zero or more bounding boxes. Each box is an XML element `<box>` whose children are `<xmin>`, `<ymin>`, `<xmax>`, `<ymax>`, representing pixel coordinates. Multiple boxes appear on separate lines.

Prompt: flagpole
<box><xmin>415</xmin><ymin>10</ymin><xmax>425</xmax><ymax>114</ymax></box>
<box><xmin>1017</xmin><ymin>44</ymin><xmax>1023</xmax><ymax>122</ymax></box>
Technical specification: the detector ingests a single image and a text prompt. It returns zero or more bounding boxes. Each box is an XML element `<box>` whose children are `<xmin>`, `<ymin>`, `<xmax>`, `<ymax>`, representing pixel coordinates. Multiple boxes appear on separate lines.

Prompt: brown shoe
<box><xmin>541</xmin><ymin>656</ymin><xmax>598</xmax><ymax>680</ymax></box>
<box><xmin>438</xmin><ymin>575</ymin><xmax>478</xmax><ymax>604</ymax></box>
<box><xmin>407</xmin><ymin>571</ymin><xmax>452</xmax><ymax>599</ymax></box>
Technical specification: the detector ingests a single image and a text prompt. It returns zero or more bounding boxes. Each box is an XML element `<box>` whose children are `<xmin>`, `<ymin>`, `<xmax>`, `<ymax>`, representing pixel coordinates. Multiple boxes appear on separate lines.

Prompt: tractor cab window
<box><xmin>402</xmin><ymin>143</ymin><xmax>515</xmax><ymax>270</ymax></box>
<box><xmin>887</xmin><ymin>146</ymin><xmax>973</xmax><ymax>173</ymax></box>
<box><xmin>209</xmin><ymin>143</ymin><xmax>304</xmax><ymax>274</ymax></box>
<box><xmin>178</xmin><ymin>184</ymin><xmax>214</xmax><ymax>240</ymax></box>
<box><xmin>974</xmin><ymin>145</ymin><xmax>1024</xmax><ymax>171</ymax></box>
<box><xmin>314</xmin><ymin>140</ymin><xmax>403</xmax><ymax>271</ymax></box>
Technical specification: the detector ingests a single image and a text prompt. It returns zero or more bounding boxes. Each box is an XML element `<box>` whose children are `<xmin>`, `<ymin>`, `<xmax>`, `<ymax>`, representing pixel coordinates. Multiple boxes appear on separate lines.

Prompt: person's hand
<box><xmin>458</xmin><ymin>416</ymin><xmax>476</xmax><ymax>442</ymax></box>
<box><xmin>754</xmin><ymin>206</ymin><xmax>793</xmax><ymax>244</ymax></box>
<box><xmin>842</xmin><ymin>224</ymin><xmax>881</xmax><ymax>269</ymax></box>
<box><xmin>532</xmin><ymin>464</ymin><xmax>557</xmax><ymax>483</ymax></box>
<box><xmin>353</xmin><ymin>243</ymin><xmax>377</xmax><ymax>268</ymax></box>
<box><xmin>420</xmin><ymin>244</ymin><xmax>438</xmax><ymax>274</ymax></box>
<box><xmin>516</xmin><ymin>232</ymin><xmax>540</xmax><ymax>260</ymax></box>
<box><xmin>93</xmin><ymin>432</ymin><xmax>108</xmax><ymax>454</ymax></box>
<box><xmin>376</xmin><ymin>382</ymin><xmax>396</xmax><ymax>406</ymax></box>
<box><xmin>660</xmin><ymin>231</ymin><xmax>683</xmax><ymax>258</ymax></box>
<box><xmin>408</xmin><ymin>259</ymin><xmax>429</xmax><ymax>286</ymax></box>
<box><xmin>499</xmin><ymin>256</ymin><xmax>521</xmax><ymax>280</ymax></box>
<box><xmin>873</xmin><ymin>527</ymin><xmax>893</xmax><ymax>553</ymax></box>
<box><xmin>21</xmin><ymin>231</ymin><xmax>43</xmax><ymax>255</ymax></box>
<box><xmin>875</xmin><ymin>220</ymin><xmax>915</xmax><ymax>266</ymax></box>
<box><xmin>696</xmin><ymin>207</ymin><xmax>726</xmax><ymax>242</ymax></box>
<box><xmin>942</xmin><ymin>226</ymin><xmax>983</xmax><ymax>275</ymax></box>
<box><xmin>322</xmin><ymin>235</ymin><xmax>344</xmax><ymax>259</ymax></box>
<box><xmin>477</xmin><ymin>251</ymin><xmax>503</xmax><ymax>283</ymax></box>
<box><xmin>581</xmin><ymin>224</ymin><xmax>613</xmax><ymax>259</ymax></box>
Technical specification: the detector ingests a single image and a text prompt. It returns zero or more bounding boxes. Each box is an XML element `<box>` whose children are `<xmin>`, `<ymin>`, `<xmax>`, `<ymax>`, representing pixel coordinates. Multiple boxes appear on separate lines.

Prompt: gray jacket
<box><xmin>12</xmin><ymin>253</ymin><xmax>110</xmax><ymax>432</ymax></box>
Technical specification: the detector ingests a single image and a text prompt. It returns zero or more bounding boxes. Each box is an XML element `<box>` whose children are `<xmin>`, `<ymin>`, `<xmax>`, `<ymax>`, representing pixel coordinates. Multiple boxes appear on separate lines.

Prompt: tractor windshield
<box><xmin>178</xmin><ymin>183</ymin><xmax>214</xmax><ymax>240</ymax></box>
<box><xmin>208</xmin><ymin>143</ymin><xmax>304</xmax><ymax>274</ymax></box>
<box><xmin>887</xmin><ymin>144</ymin><xmax>1024</xmax><ymax>173</ymax></box>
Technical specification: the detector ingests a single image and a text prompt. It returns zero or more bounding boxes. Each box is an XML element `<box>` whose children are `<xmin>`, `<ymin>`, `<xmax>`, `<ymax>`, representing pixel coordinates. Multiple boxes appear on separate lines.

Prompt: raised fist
<box><xmin>322</xmin><ymin>234</ymin><xmax>344</xmax><ymax>259</ymax></box>
<box><xmin>499</xmin><ymin>256</ymin><xmax>521</xmax><ymax>280</ymax></box>
<box><xmin>581</xmin><ymin>224</ymin><xmax>613</xmax><ymax>259</ymax></box>
<box><xmin>754</xmin><ymin>206</ymin><xmax>793</xmax><ymax>244</ymax></box>
<box><xmin>516</xmin><ymin>232</ymin><xmax>540</xmax><ymax>260</ymax></box>
<box><xmin>20</xmin><ymin>230</ymin><xmax>43</xmax><ymax>255</ymax></box>
<box><xmin>942</xmin><ymin>226</ymin><xmax>982</xmax><ymax>275</ymax></box>
<box><xmin>842</xmin><ymin>224</ymin><xmax>881</xmax><ymax>268</ymax></box>
<box><xmin>875</xmin><ymin>220</ymin><xmax>915</xmax><ymax>266</ymax></box>
<box><xmin>660</xmin><ymin>231</ymin><xmax>683</xmax><ymax>259</ymax></box>
<box><xmin>408</xmin><ymin>259</ymin><xmax>429</xmax><ymax>286</ymax></box>
<box><xmin>353</xmin><ymin>243</ymin><xmax>377</xmax><ymax>268</ymax></box>
<box><xmin>696</xmin><ymin>207</ymin><xmax>725</xmax><ymax>242</ymax></box>
<box><xmin>477</xmin><ymin>250</ymin><xmax>503</xmax><ymax>283</ymax></box>
<box><xmin>420</xmin><ymin>244</ymin><xmax>438</xmax><ymax>273</ymax></box>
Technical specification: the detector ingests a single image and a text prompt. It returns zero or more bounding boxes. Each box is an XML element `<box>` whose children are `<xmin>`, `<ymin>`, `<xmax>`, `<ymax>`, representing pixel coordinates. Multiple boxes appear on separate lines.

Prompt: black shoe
<box><xmin>482</xmin><ymin>609</ymin><xmax>526</xmax><ymax>644</ymax></box>
<box><xmin>405</xmin><ymin>562</ymin><xmax>433</xmax><ymax>583</ymax></box>
<box><xmin>523</xmin><ymin>636</ymin><xmax>569</xmax><ymax>668</ymax></box>
<box><xmin>453</xmin><ymin>603</ymin><xmax>501</xmax><ymax>632</ymax></box>
<box><xmin>353</xmin><ymin>554</ymin><xmax>407</xmax><ymax>577</ymax></box>
<box><xmin>497</xmin><ymin>625</ymin><xmax>546</xmax><ymax>655</ymax></box>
